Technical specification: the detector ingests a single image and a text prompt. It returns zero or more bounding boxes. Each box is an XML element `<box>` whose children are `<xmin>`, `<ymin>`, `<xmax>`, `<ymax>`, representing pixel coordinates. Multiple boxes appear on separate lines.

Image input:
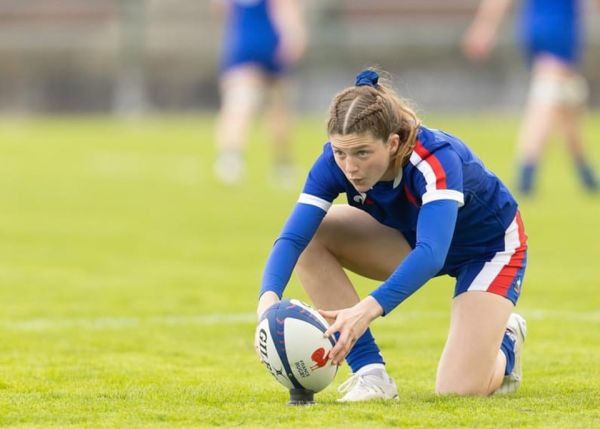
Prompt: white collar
<box><xmin>392</xmin><ymin>167</ymin><xmax>403</xmax><ymax>189</ymax></box>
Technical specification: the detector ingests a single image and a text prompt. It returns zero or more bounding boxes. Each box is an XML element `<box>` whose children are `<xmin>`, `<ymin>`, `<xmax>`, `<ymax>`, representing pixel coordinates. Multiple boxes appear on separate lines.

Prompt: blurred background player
<box><xmin>213</xmin><ymin>0</ymin><xmax>307</xmax><ymax>186</ymax></box>
<box><xmin>258</xmin><ymin>69</ymin><xmax>528</xmax><ymax>400</ymax></box>
<box><xmin>462</xmin><ymin>0</ymin><xmax>598</xmax><ymax>194</ymax></box>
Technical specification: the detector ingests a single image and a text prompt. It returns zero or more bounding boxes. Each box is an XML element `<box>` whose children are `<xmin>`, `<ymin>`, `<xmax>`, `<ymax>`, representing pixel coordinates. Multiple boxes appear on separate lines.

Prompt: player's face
<box><xmin>330</xmin><ymin>133</ymin><xmax>399</xmax><ymax>192</ymax></box>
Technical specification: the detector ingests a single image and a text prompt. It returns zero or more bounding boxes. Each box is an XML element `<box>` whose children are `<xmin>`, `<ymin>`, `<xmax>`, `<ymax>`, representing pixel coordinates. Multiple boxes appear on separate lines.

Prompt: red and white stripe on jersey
<box><xmin>298</xmin><ymin>193</ymin><xmax>332</xmax><ymax>212</ymax></box>
<box><xmin>467</xmin><ymin>211</ymin><xmax>527</xmax><ymax>294</ymax></box>
<box><xmin>410</xmin><ymin>140</ymin><xmax>464</xmax><ymax>206</ymax></box>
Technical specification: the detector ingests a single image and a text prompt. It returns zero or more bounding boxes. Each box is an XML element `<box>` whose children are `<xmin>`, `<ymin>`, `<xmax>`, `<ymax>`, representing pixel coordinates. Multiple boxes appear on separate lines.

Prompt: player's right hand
<box><xmin>256</xmin><ymin>291</ymin><xmax>279</xmax><ymax>320</ymax></box>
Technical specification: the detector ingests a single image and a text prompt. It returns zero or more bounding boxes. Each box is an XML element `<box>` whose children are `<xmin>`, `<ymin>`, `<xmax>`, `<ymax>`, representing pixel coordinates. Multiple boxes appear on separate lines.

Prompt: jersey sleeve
<box><xmin>409</xmin><ymin>142</ymin><xmax>465</xmax><ymax>206</ymax></box>
<box><xmin>260</xmin><ymin>145</ymin><xmax>344</xmax><ymax>298</ymax></box>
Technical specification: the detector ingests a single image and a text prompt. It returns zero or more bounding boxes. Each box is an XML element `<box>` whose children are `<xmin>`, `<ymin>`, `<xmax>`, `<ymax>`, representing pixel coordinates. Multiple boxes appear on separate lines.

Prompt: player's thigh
<box><xmin>312</xmin><ymin>204</ymin><xmax>411</xmax><ymax>281</ymax></box>
<box><xmin>436</xmin><ymin>291</ymin><xmax>513</xmax><ymax>394</ymax></box>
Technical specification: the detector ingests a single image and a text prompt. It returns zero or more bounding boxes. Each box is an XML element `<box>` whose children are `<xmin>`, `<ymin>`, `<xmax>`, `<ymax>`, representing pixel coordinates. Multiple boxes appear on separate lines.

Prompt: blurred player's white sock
<box><xmin>215</xmin><ymin>151</ymin><xmax>244</xmax><ymax>185</ymax></box>
<box><xmin>272</xmin><ymin>162</ymin><xmax>297</xmax><ymax>190</ymax></box>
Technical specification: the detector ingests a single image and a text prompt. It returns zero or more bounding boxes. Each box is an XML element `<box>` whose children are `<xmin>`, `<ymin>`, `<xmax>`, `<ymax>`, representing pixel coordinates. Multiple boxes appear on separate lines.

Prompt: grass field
<box><xmin>1</xmin><ymin>114</ymin><xmax>599</xmax><ymax>428</ymax></box>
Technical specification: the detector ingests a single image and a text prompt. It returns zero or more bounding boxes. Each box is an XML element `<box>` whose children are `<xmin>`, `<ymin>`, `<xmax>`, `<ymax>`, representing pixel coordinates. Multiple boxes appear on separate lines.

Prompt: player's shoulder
<box><xmin>412</xmin><ymin>126</ymin><xmax>457</xmax><ymax>163</ymax></box>
<box><xmin>315</xmin><ymin>141</ymin><xmax>347</xmax><ymax>170</ymax></box>
<box><xmin>415</xmin><ymin>125</ymin><xmax>473</xmax><ymax>161</ymax></box>
<box><xmin>417</xmin><ymin>125</ymin><xmax>462</xmax><ymax>149</ymax></box>
<box><xmin>309</xmin><ymin>142</ymin><xmax>344</xmax><ymax>179</ymax></box>
<box><xmin>316</xmin><ymin>141</ymin><xmax>335</xmax><ymax>165</ymax></box>
<box><xmin>303</xmin><ymin>141</ymin><xmax>346</xmax><ymax>200</ymax></box>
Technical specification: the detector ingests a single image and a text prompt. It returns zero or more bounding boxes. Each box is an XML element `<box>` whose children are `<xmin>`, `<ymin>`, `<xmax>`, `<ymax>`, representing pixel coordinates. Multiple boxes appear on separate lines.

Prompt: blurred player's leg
<box><xmin>215</xmin><ymin>65</ymin><xmax>265</xmax><ymax>185</ymax></box>
<box><xmin>515</xmin><ymin>56</ymin><xmax>561</xmax><ymax>194</ymax></box>
<box><xmin>266</xmin><ymin>78</ymin><xmax>297</xmax><ymax>188</ymax></box>
<box><xmin>517</xmin><ymin>55</ymin><xmax>597</xmax><ymax>194</ymax></box>
<box><xmin>296</xmin><ymin>205</ymin><xmax>410</xmax><ymax>401</ymax></box>
<box><xmin>554</xmin><ymin>74</ymin><xmax>598</xmax><ymax>192</ymax></box>
<box><xmin>435</xmin><ymin>292</ymin><xmax>514</xmax><ymax>395</ymax></box>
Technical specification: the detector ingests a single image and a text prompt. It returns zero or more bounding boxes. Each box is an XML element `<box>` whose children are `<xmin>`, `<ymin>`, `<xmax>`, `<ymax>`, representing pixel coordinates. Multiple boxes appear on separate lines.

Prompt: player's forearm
<box><xmin>260</xmin><ymin>202</ymin><xmax>326</xmax><ymax>298</ymax></box>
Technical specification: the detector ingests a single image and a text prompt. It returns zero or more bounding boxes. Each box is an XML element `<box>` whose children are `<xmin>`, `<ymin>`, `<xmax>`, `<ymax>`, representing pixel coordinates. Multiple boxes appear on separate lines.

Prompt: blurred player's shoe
<box><xmin>496</xmin><ymin>313</ymin><xmax>527</xmax><ymax>394</ymax></box>
<box><xmin>214</xmin><ymin>151</ymin><xmax>244</xmax><ymax>185</ymax></box>
<box><xmin>337</xmin><ymin>366</ymin><xmax>398</xmax><ymax>402</ymax></box>
<box><xmin>517</xmin><ymin>163</ymin><xmax>536</xmax><ymax>195</ymax></box>
<box><xmin>576</xmin><ymin>161</ymin><xmax>598</xmax><ymax>192</ymax></box>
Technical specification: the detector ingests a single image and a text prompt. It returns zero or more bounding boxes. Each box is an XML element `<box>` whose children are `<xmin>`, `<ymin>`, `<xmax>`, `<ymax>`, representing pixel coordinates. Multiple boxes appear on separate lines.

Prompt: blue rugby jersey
<box><xmin>220</xmin><ymin>0</ymin><xmax>281</xmax><ymax>73</ymax></box>
<box><xmin>261</xmin><ymin>126</ymin><xmax>519</xmax><ymax>313</ymax></box>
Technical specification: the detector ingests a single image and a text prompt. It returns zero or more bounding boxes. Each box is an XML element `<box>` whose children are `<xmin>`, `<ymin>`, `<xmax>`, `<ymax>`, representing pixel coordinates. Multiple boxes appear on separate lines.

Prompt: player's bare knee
<box><xmin>221</xmin><ymin>82</ymin><xmax>263</xmax><ymax>115</ymax></box>
<box><xmin>435</xmin><ymin>377</ymin><xmax>489</xmax><ymax>396</ymax></box>
<box><xmin>529</xmin><ymin>74</ymin><xmax>589</xmax><ymax>107</ymax></box>
<box><xmin>311</xmin><ymin>205</ymin><xmax>348</xmax><ymax>245</ymax></box>
<box><xmin>296</xmin><ymin>239</ymin><xmax>321</xmax><ymax>271</ymax></box>
<box><xmin>297</xmin><ymin>209</ymin><xmax>346</xmax><ymax>272</ymax></box>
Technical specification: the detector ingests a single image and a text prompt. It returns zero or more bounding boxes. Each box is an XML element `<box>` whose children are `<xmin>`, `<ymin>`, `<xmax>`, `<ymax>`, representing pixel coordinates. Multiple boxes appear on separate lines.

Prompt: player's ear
<box><xmin>387</xmin><ymin>133</ymin><xmax>400</xmax><ymax>154</ymax></box>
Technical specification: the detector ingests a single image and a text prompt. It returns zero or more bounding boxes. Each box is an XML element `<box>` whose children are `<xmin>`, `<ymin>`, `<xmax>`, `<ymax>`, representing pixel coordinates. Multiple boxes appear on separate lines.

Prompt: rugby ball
<box><xmin>255</xmin><ymin>299</ymin><xmax>337</xmax><ymax>393</ymax></box>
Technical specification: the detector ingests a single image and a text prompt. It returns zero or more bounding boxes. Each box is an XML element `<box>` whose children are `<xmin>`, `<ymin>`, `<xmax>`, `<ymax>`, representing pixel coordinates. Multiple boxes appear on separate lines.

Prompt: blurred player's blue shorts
<box><xmin>220</xmin><ymin>41</ymin><xmax>285</xmax><ymax>76</ymax></box>
<box><xmin>520</xmin><ymin>20</ymin><xmax>582</xmax><ymax>66</ymax></box>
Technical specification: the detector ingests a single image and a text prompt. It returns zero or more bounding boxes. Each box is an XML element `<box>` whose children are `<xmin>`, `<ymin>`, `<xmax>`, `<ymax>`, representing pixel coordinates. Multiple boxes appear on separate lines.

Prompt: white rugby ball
<box><xmin>255</xmin><ymin>299</ymin><xmax>337</xmax><ymax>393</ymax></box>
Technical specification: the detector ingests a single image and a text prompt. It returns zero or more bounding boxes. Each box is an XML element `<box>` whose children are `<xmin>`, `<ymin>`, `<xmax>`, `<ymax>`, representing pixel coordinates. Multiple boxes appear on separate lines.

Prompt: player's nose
<box><xmin>344</xmin><ymin>158</ymin><xmax>359</xmax><ymax>174</ymax></box>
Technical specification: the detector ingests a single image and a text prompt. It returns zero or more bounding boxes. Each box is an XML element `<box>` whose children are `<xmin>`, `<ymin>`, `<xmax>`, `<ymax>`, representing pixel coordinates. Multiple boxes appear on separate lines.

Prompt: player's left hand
<box><xmin>319</xmin><ymin>296</ymin><xmax>384</xmax><ymax>365</ymax></box>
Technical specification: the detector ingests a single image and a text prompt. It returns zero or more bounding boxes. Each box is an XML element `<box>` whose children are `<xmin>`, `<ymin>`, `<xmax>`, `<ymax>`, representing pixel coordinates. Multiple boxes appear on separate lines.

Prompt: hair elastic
<box><xmin>355</xmin><ymin>69</ymin><xmax>379</xmax><ymax>88</ymax></box>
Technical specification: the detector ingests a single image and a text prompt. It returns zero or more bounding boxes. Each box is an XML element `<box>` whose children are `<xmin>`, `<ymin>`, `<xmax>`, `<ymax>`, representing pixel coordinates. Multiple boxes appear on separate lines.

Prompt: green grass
<box><xmin>0</xmin><ymin>113</ymin><xmax>599</xmax><ymax>428</ymax></box>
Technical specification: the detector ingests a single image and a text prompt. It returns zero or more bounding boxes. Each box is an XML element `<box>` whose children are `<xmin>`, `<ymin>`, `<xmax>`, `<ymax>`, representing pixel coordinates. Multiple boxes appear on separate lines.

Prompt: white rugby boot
<box><xmin>496</xmin><ymin>313</ymin><xmax>527</xmax><ymax>394</ymax></box>
<box><xmin>337</xmin><ymin>364</ymin><xmax>398</xmax><ymax>402</ymax></box>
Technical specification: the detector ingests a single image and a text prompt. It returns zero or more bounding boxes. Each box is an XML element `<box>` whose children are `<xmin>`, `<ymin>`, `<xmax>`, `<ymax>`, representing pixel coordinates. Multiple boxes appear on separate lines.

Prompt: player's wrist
<box><xmin>358</xmin><ymin>296</ymin><xmax>384</xmax><ymax>322</ymax></box>
<box><xmin>257</xmin><ymin>291</ymin><xmax>280</xmax><ymax>319</ymax></box>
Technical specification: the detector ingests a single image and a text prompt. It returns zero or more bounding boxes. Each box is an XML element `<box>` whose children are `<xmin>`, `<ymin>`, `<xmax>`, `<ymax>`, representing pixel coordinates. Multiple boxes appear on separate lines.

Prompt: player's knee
<box><xmin>311</xmin><ymin>205</ymin><xmax>347</xmax><ymax>243</ymax></box>
<box><xmin>297</xmin><ymin>232</ymin><xmax>323</xmax><ymax>260</ymax></box>
<box><xmin>297</xmin><ymin>206</ymin><xmax>347</xmax><ymax>269</ymax></box>
<box><xmin>297</xmin><ymin>218</ymin><xmax>337</xmax><ymax>272</ymax></box>
<box><xmin>435</xmin><ymin>374</ymin><xmax>489</xmax><ymax>396</ymax></box>
<box><xmin>529</xmin><ymin>74</ymin><xmax>589</xmax><ymax>107</ymax></box>
<box><xmin>435</xmin><ymin>359</ymin><xmax>493</xmax><ymax>396</ymax></box>
<box><xmin>221</xmin><ymin>82</ymin><xmax>263</xmax><ymax>115</ymax></box>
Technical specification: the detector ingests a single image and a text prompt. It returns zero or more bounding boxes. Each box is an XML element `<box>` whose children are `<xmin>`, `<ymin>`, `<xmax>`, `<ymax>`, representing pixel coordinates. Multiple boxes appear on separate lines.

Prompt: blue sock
<box><xmin>576</xmin><ymin>160</ymin><xmax>598</xmax><ymax>191</ymax></box>
<box><xmin>518</xmin><ymin>163</ymin><xmax>536</xmax><ymax>195</ymax></box>
<box><xmin>339</xmin><ymin>328</ymin><xmax>385</xmax><ymax>373</ymax></box>
<box><xmin>500</xmin><ymin>331</ymin><xmax>516</xmax><ymax>376</ymax></box>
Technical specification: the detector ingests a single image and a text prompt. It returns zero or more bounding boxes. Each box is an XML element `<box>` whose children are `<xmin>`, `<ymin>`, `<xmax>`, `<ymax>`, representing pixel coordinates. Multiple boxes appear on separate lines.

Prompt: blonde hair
<box><xmin>327</xmin><ymin>70</ymin><xmax>421</xmax><ymax>172</ymax></box>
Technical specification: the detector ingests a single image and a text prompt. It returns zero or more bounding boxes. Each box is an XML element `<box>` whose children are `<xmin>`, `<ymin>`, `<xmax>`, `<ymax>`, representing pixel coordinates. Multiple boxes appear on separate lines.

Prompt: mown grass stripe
<box><xmin>2</xmin><ymin>309</ymin><xmax>599</xmax><ymax>332</ymax></box>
